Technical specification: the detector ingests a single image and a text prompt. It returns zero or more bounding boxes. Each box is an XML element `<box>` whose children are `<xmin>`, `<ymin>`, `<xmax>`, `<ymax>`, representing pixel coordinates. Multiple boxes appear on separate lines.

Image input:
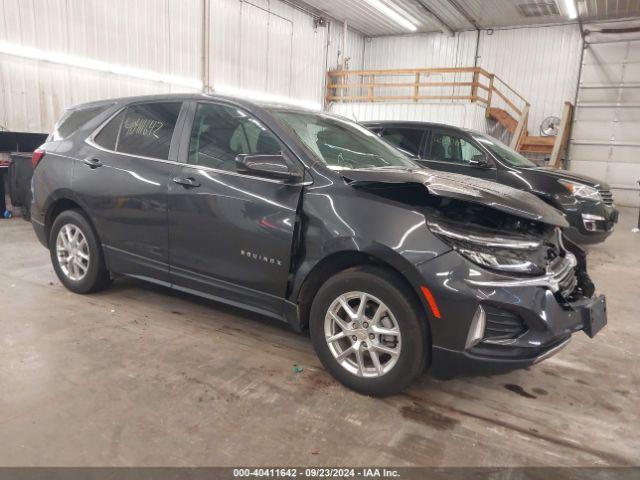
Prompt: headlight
<box><xmin>558</xmin><ymin>180</ymin><xmax>601</xmax><ymax>201</ymax></box>
<box><xmin>427</xmin><ymin>220</ymin><xmax>546</xmax><ymax>275</ymax></box>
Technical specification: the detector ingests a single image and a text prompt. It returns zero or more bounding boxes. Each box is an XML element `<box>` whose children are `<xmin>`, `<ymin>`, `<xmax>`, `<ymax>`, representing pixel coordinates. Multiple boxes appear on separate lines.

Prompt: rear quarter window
<box><xmin>93</xmin><ymin>110</ymin><xmax>125</xmax><ymax>151</ymax></box>
<box><xmin>53</xmin><ymin>104</ymin><xmax>112</xmax><ymax>140</ymax></box>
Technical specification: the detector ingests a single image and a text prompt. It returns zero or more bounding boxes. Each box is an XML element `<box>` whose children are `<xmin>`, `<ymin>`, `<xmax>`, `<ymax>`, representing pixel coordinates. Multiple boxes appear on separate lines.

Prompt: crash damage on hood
<box><xmin>341</xmin><ymin>167</ymin><xmax>569</xmax><ymax>228</ymax></box>
<box><xmin>341</xmin><ymin>167</ymin><xmax>595</xmax><ymax>300</ymax></box>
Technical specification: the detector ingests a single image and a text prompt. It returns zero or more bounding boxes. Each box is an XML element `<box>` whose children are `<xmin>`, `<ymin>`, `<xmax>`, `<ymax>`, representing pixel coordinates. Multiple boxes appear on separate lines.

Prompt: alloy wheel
<box><xmin>324</xmin><ymin>291</ymin><xmax>402</xmax><ymax>378</ymax></box>
<box><xmin>56</xmin><ymin>224</ymin><xmax>90</xmax><ymax>281</ymax></box>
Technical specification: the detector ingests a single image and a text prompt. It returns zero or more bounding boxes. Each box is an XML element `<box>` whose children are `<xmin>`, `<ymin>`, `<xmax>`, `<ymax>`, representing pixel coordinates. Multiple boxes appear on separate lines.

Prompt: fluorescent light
<box><xmin>563</xmin><ymin>0</ymin><xmax>578</xmax><ymax>19</ymax></box>
<box><xmin>213</xmin><ymin>84</ymin><xmax>322</xmax><ymax>110</ymax></box>
<box><xmin>364</xmin><ymin>0</ymin><xmax>418</xmax><ymax>32</ymax></box>
<box><xmin>0</xmin><ymin>41</ymin><xmax>202</xmax><ymax>89</ymax></box>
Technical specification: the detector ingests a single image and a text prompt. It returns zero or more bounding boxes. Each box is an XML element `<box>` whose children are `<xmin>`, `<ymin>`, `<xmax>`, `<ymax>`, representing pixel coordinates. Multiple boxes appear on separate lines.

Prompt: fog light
<box><xmin>465</xmin><ymin>305</ymin><xmax>486</xmax><ymax>349</ymax></box>
<box><xmin>582</xmin><ymin>213</ymin><xmax>605</xmax><ymax>232</ymax></box>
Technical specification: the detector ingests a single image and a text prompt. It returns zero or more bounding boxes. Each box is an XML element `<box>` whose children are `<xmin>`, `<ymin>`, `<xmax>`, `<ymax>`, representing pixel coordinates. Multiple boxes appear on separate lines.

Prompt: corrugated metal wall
<box><xmin>476</xmin><ymin>24</ymin><xmax>583</xmax><ymax>135</ymax></box>
<box><xmin>329</xmin><ymin>25</ymin><xmax>583</xmax><ymax>139</ymax></box>
<box><xmin>326</xmin><ymin>21</ymin><xmax>365</xmax><ymax>73</ymax></box>
<box><xmin>1</xmin><ymin>0</ymin><xmax>201</xmax><ymax>133</ymax></box>
<box><xmin>0</xmin><ymin>0</ymin><xmax>364</xmax><ymax>133</ymax></box>
<box><xmin>363</xmin><ymin>31</ymin><xmax>477</xmax><ymax>69</ymax></box>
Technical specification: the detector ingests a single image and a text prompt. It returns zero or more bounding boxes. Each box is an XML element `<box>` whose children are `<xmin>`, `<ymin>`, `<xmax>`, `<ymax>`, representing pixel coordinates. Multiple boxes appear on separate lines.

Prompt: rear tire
<box><xmin>49</xmin><ymin>209</ymin><xmax>111</xmax><ymax>294</ymax></box>
<box><xmin>309</xmin><ymin>265</ymin><xmax>428</xmax><ymax>396</ymax></box>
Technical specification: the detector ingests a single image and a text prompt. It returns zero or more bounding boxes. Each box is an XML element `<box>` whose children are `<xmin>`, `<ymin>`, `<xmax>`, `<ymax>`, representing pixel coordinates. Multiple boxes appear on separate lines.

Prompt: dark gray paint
<box><xmin>30</xmin><ymin>94</ymin><xmax>607</xmax><ymax>379</ymax></box>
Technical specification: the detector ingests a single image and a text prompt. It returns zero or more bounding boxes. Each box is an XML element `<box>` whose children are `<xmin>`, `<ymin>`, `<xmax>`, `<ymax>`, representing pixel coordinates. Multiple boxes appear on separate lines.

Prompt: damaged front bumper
<box><xmin>417</xmin><ymin>247</ymin><xmax>607</xmax><ymax>380</ymax></box>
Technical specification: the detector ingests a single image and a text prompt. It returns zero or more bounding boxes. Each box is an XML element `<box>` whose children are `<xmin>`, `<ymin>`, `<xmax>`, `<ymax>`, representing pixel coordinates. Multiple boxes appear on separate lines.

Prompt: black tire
<box><xmin>49</xmin><ymin>209</ymin><xmax>111</xmax><ymax>294</ymax></box>
<box><xmin>309</xmin><ymin>265</ymin><xmax>428</xmax><ymax>397</ymax></box>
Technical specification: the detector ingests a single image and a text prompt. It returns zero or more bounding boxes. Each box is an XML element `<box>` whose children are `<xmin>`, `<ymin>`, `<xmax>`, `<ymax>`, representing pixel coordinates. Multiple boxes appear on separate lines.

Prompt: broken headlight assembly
<box><xmin>558</xmin><ymin>179</ymin><xmax>602</xmax><ymax>202</ymax></box>
<box><xmin>427</xmin><ymin>220</ymin><xmax>546</xmax><ymax>276</ymax></box>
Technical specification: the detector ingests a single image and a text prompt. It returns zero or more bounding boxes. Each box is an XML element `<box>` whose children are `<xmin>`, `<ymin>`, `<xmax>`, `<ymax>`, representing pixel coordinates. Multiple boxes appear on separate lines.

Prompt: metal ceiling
<box><xmin>294</xmin><ymin>0</ymin><xmax>640</xmax><ymax>36</ymax></box>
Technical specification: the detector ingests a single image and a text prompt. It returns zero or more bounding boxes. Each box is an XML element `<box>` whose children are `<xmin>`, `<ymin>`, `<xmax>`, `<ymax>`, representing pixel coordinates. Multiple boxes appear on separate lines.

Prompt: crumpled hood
<box><xmin>341</xmin><ymin>168</ymin><xmax>569</xmax><ymax>227</ymax></box>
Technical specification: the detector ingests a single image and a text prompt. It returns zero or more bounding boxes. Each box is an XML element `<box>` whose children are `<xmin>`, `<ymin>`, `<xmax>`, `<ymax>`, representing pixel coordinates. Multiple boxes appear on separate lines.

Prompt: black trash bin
<box><xmin>9</xmin><ymin>152</ymin><xmax>34</xmax><ymax>221</ymax></box>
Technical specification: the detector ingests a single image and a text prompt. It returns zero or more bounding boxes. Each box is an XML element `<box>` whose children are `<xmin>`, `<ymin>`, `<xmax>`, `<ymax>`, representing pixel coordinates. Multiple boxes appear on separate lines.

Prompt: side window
<box><xmin>117</xmin><ymin>102</ymin><xmax>181</xmax><ymax>160</ymax></box>
<box><xmin>54</xmin><ymin>104</ymin><xmax>112</xmax><ymax>140</ymax></box>
<box><xmin>429</xmin><ymin>132</ymin><xmax>484</xmax><ymax>164</ymax></box>
<box><xmin>187</xmin><ymin>103</ymin><xmax>282</xmax><ymax>172</ymax></box>
<box><xmin>93</xmin><ymin>110</ymin><xmax>125</xmax><ymax>151</ymax></box>
<box><xmin>379</xmin><ymin>127</ymin><xmax>423</xmax><ymax>156</ymax></box>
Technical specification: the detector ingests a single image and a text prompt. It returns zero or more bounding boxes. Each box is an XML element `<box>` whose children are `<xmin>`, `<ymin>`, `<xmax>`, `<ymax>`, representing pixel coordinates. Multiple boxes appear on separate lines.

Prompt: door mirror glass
<box><xmin>235</xmin><ymin>154</ymin><xmax>299</xmax><ymax>181</ymax></box>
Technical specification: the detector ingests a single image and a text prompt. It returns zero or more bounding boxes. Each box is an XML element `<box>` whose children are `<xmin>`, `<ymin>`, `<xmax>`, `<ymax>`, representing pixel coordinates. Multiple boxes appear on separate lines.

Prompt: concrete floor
<box><xmin>0</xmin><ymin>207</ymin><xmax>638</xmax><ymax>467</ymax></box>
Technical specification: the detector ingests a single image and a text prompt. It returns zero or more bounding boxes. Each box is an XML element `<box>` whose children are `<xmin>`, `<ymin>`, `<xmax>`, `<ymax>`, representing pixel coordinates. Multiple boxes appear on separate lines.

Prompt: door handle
<box><xmin>83</xmin><ymin>158</ymin><xmax>103</xmax><ymax>169</ymax></box>
<box><xmin>172</xmin><ymin>176</ymin><xmax>201</xmax><ymax>188</ymax></box>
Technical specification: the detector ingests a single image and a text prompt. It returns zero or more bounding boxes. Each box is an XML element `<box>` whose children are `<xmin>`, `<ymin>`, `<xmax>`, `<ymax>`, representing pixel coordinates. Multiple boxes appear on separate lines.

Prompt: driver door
<box><xmin>420</xmin><ymin>129</ymin><xmax>497</xmax><ymax>181</ymax></box>
<box><xmin>167</xmin><ymin>101</ymin><xmax>305</xmax><ymax>318</ymax></box>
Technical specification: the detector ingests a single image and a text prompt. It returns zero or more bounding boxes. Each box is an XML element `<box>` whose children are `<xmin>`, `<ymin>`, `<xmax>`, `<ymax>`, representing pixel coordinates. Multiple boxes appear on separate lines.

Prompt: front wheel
<box><xmin>49</xmin><ymin>209</ymin><xmax>111</xmax><ymax>294</ymax></box>
<box><xmin>309</xmin><ymin>266</ymin><xmax>428</xmax><ymax>396</ymax></box>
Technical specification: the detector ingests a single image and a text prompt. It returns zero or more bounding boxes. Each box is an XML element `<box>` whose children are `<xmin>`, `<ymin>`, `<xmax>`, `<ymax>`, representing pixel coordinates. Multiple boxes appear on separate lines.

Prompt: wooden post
<box><xmin>485</xmin><ymin>74</ymin><xmax>495</xmax><ymax>117</ymax></box>
<box><xmin>549</xmin><ymin>102</ymin><xmax>573</xmax><ymax>169</ymax></box>
<box><xmin>471</xmin><ymin>69</ymin><xmax>479</xmax><ymax>102</ymax></box>
<box><xmin>413</xmin><ymin>73</ymin><xmax>420</xmax><ymax>102</ymax></box>
<box><xmin>510</xmin><ymin>104</ymin><xmax>529</xmax><ymax>151</ymax></box>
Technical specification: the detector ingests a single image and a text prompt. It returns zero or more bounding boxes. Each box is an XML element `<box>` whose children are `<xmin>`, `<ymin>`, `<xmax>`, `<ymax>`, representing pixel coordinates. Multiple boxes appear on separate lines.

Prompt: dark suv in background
<box><xmin>30</xmin><ymin>95</ymin><xmax>607</xmax><ymax>396</ymax></box>
<box><xmin>364</xmin><ymin>121</ymin><xmax>618</xmax><ymax>244</ymax></box>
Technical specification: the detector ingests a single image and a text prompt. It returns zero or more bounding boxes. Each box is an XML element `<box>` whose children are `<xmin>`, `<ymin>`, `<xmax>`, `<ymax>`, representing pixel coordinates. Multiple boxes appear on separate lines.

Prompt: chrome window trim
<box><xmin>85</xmin><ymin>136</ymin><xmax>183</xmax><ymax>166</ymax></box>
<box><xmin>85</xmin><ymin>105</ymin><xmax>312</xmax><ymax>186</ymax></box>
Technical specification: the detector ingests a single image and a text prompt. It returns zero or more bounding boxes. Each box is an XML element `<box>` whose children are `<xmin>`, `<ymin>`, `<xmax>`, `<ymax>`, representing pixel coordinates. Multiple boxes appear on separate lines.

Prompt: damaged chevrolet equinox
<box><xmin>31</xmin><ymin>94</ymin><xmax>607</xmax><ymax>396</ymax></box>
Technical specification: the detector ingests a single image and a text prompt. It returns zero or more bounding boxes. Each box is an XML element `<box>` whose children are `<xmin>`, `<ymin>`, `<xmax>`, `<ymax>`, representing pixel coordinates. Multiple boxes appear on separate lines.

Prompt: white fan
<box><xmin>540</xmin><ymin>116</ymin><xmax>560</xmax><ymax>136</ymax></box>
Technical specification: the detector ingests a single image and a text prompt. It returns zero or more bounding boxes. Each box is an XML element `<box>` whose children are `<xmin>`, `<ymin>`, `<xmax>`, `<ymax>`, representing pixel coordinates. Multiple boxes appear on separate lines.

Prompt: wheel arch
<box><xmin>44</xmin><ymin>194</ymin><xmax>98</xmax><ymax>248</ymax></box>
<box><xmin>292</xmin><ymin>249</ymin><xmax>435</xmax><ymax>346</ymax></box>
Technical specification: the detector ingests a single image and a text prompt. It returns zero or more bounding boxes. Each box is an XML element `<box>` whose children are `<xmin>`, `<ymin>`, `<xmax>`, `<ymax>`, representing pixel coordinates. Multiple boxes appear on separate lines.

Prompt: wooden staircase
<box><xmin>487</xmin><ymin>102</ymin><xmax>573</xmax><ymax>166</ymax></box>
<box><xmin>487</xmin><ymin>107</ymin><xmax>519</xmax><ymax>134</ymax></box>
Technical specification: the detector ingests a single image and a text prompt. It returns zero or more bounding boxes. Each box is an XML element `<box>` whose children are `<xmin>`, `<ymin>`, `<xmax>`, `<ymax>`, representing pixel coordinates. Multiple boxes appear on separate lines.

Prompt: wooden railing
<box><xmin>327</xmin><ymin>67</ymin><xmax>529</xmax><ymax>126</ymax></box>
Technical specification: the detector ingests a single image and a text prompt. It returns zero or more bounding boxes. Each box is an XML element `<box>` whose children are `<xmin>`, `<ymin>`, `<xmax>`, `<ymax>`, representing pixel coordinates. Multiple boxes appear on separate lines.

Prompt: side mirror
<box><xmin>469</xmin><ymin>154</ymin><xmax>491</xmax><ymax>169</ymax></box>
<box><xmin>235</xmin><ymin>154</ymin><xmax>300</xmax><ymax>181</ymax></box>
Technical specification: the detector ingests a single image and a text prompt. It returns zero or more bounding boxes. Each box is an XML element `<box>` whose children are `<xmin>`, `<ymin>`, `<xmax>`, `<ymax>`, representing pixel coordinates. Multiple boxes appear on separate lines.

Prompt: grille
<box><xmin>598</xmin><ymin>188</ymin><xmax>614</xmax><ymax>206</ymax></box>
<box><xmin>547</xmin><ymin>255</ymin><xmax>578</xmax><ymax>298</ymax></box>
<box><xmin>483</xmin><ymin>306</ymin><xmax>527</xmax><ymax>342</ymax></box>
<box><xmin>558</xmin><ymin>264</ymin><xmax>578</xmax><ymax>297</ymax></box>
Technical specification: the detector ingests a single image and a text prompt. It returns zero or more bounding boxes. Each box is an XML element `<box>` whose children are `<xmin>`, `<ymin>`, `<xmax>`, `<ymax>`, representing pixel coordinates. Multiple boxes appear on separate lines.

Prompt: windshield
<box><xmin>473</xmin><ymin>133</ymin><xmax>536</xmax><ymax>168</ymax></box>
<box><xmin>270</xmin><ymin>110</ymin><xmax>417</xmax><ymax>170</ymax></box>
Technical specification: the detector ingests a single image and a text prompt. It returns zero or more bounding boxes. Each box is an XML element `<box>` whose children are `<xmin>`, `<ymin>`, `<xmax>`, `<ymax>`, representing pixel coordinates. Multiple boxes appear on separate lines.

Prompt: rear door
<box><xmin>76</xmin><ymin>101</ymin><xmax>186</xmax><ymax>283</ymax></box>
<box><xmin>167</xmin><ymin>101</ymin><xmax>304</xmax><ymax>318</ymax></box>
<box><xmin>420</xmin><ymin>129</ymin><xmax>497</xmax><ymax>180</ymax></box>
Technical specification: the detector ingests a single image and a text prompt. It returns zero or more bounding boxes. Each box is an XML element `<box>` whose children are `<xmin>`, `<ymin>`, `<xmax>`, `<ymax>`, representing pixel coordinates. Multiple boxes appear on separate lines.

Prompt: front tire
<box><xmin>309</xmin><ymin>266</ymin><xmax>428</xmax><ymax>396</ymax></box>
<box><xmin>49</xmin><ymin>209</ymin><xmax>111</xmax><ymax>294</ymax></box>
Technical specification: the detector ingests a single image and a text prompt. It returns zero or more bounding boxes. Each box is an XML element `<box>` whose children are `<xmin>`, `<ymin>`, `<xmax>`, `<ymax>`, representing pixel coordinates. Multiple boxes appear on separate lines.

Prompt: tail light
<box><xmin>32</xmin><ymin>149</ymin><xmax>45</xmax><ymax>168</ymax></box>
